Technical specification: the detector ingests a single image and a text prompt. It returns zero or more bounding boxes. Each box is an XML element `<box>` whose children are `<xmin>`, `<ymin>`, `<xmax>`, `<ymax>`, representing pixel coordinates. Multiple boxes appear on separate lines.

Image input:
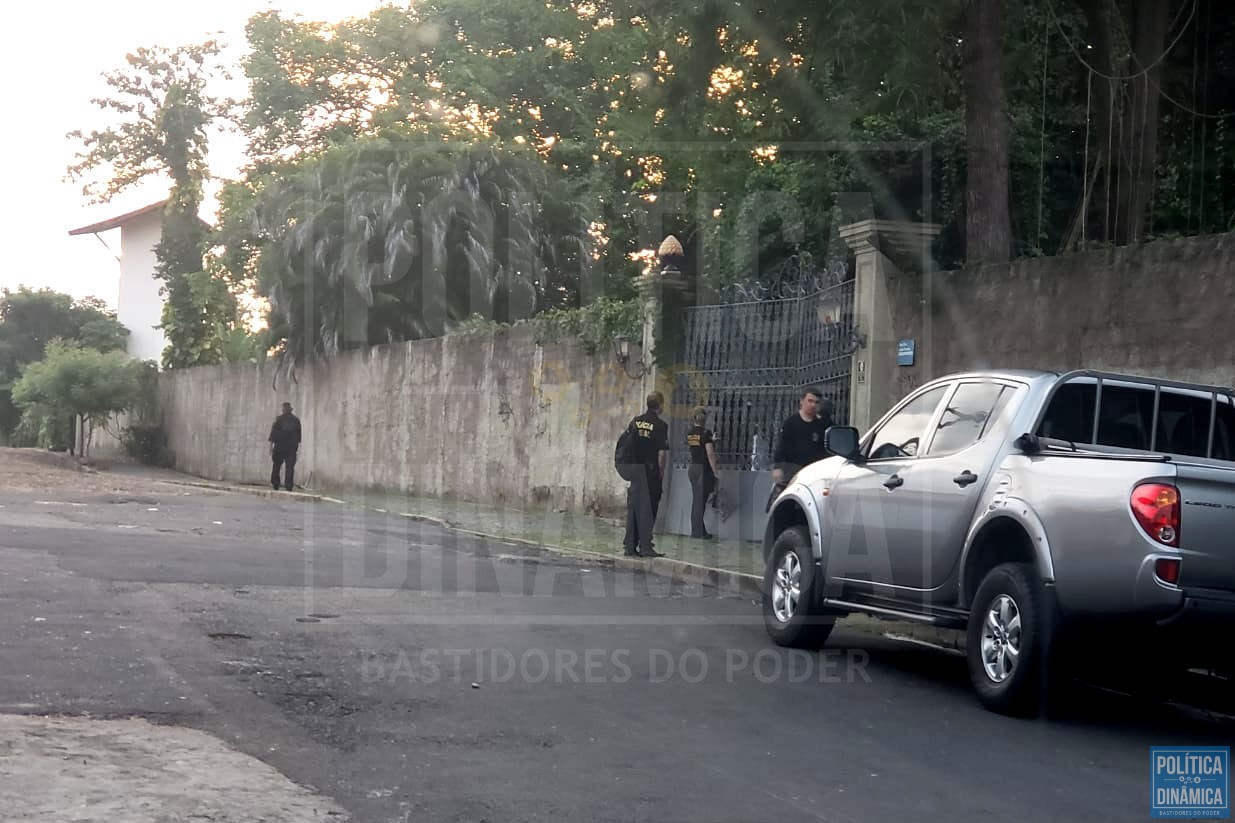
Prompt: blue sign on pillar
<box><xmin>897</xmin><ymin>339</ymin><xmax>916</xmax><ymax>367</ymax></box>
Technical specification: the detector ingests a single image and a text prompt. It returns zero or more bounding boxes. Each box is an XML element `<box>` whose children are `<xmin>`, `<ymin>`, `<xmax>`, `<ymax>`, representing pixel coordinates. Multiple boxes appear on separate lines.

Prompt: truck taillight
<box><xmin>1131</xmin><ymin>483</ymin><xmax>1180</xmax><ymax>547</ymax></box>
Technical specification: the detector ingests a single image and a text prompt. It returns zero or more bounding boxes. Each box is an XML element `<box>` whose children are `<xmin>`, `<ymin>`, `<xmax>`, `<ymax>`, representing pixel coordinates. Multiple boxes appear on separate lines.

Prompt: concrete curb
<box><xmin>154</xmin><ymin>478</ymin><xmax>346</xmax><ymax>505</ymax></box>
<box><xmin>381</xmin><ymin>516</ymin><xmax>967</xmax><ymax>651</ymax></box>
<box><xmin>164</xmin><ymin>476</ymin><xmax>967</xmax><ymax>652</ymax></box>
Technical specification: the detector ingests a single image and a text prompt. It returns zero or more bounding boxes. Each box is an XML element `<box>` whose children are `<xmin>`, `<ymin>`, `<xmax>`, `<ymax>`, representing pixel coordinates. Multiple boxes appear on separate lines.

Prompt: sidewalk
<box><xmin>330</xmin><ymin>488</ymin><xmax>768</xmax><ymax>578</ymax></box>
<box><xmin>333</xmin><ymin>488</ymin><xmax>964</xmax><ymax>650</ymax></box>
<box><xmin>0</xmin><ymin>714</ymin><xmax>348</xmax><ymax>822</ymax></box>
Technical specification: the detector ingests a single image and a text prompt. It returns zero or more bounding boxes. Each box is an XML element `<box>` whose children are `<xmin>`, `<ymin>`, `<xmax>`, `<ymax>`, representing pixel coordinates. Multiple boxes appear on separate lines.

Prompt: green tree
<box><xmin>227</xmin><ymin>0</ymin><xmax>1235</xmax><ymax>296</ymax></box>
<box><xmin>250</xmin><ymin>136</ymin><xmax>587</xmax><ymax>369</ymax></box>
<box><xmin>0</xmin><ymin>288</ymin><xmax>129</xmax><ymax>441</ymax></box>
<box><xmin>70</xmin><ymin>296</ymin><xmax>131</xmax><ymax>353</ymax></box>
<box><xmin>67</xmin><ymin>41</ymin><xmax>241</xmax><ymax>368</ymax></box>
<box><xmin>11</xmin><ymin>341</ymin><xmax>143</xmax><ymax>458</ymax></box>
<box><xmin>219</xmin><ymin>327</ymin><xmax>268</xmax><ymax>364</ymax></box>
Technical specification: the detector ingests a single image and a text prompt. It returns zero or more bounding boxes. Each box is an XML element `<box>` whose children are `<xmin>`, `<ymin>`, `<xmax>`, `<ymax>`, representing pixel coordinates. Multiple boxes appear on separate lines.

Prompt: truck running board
<box><xmin>823</xmin><ymin>598</ymin><xmax>969</xmax><ymax>629</ymax></box>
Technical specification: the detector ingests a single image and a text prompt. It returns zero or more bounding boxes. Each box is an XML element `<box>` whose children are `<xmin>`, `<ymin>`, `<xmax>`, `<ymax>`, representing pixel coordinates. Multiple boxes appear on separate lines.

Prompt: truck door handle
<box><xmin>883</xmin><ymin>474</ymin><xmax>904</xmax><ymax>490</ymax></box>
<box><xmin>953</xmin><ymin>470</ymin><xmax>978</xmax><ymax>487</ymax></box>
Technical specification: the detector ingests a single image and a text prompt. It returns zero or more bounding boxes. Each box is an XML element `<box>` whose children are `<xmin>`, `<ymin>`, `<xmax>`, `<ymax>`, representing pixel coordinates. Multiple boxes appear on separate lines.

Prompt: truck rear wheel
<box><xmin>763</xmin><ymin>526</ymin><xmax>833</xmax><ymax>649</ymax></box>
<box><xmin>966</xmin><ymin>562</ymin><xmax>1050</xmax><ymax>716</ymax></box>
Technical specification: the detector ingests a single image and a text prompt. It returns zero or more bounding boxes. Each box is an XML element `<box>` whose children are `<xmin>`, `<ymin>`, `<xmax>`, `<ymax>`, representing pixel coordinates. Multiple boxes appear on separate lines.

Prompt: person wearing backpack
<box><xmin>615</xmin><ymin>391</ymin><xmax>668</xmax><ymax>558</ymax></box>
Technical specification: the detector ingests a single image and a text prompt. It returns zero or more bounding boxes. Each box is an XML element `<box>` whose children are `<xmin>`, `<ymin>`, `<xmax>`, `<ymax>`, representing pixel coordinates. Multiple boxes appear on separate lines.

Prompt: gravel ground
<box><xmin>0</xmin><ymin>449</ymin><xmax>159</xmax><ymax>495</ymax></box>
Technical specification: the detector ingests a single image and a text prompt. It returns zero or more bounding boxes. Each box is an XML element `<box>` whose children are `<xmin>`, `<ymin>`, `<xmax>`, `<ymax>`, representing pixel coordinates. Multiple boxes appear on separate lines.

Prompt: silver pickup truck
<box><xmin>762</xmin><ymin>369</ymin><xmax>1235</xmax><ymax>715</ymax></box>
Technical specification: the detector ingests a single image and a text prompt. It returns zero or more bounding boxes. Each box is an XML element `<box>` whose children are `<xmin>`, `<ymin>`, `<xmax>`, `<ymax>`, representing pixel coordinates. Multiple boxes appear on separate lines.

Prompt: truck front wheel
<box><xmin>763</xmin><ymin>526</ymin><xmax>833</xmax><ymax>649</ymax></box>
<box><xmin>966</xmin><ymin>562</ymin><xmax>1050</xmax><ymax>716</ymax></box>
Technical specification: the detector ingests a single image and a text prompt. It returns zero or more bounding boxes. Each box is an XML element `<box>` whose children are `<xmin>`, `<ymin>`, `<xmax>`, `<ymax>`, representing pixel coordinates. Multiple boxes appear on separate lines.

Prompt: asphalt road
<box><xmin>0</xmin><ymin>484</ymin><xmax>1230</xmax><ymax>823</ymax></box>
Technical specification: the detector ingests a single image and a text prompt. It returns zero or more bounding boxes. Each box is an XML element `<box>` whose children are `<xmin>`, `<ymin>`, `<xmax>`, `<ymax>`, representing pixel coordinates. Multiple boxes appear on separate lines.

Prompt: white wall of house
<box><xmin>118</xmin><ymin>211</ymin><xmax>166</xmax><ymax>364</ymax></box>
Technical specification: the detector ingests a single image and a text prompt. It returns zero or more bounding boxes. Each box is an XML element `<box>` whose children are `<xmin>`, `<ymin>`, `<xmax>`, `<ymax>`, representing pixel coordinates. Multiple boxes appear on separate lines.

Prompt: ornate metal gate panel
<box><xmin>671</xmin><ymin>263</ymin><xmax>856</xmax><ymax>470</ymax></box>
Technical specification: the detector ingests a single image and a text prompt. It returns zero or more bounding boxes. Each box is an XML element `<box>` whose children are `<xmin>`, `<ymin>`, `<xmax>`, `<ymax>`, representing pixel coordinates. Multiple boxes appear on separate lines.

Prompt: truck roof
<box><xmin>933</xmin><ymin>369</ymin><xmax>1235</xmax><ymax>395</ymax></box>
<box><xmin>930</xmin><ymin>369</ymin><xmax>1058</xmax><ymax>384</ymax></box>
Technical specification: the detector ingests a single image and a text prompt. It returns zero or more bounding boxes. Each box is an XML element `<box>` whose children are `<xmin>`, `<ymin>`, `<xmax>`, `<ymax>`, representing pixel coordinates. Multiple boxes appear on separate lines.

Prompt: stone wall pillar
<box><xmin>633</xmin><ymin>235</ymin><xmax>695</xmax><ymax>534</ymax></box>
<box><xmin>635</xmin><ymin>235</ymin><xmax>693</xmax><ymax>399</ymax></box>
<box><xmin>635</xmin><ymin>272</ymin><xmax>660</xmax><ymax>400</ymax></box>
<box><xmin>838</xmin><ymin>220</ymin><xmax>941</xmax><ymax>432</ymax></box>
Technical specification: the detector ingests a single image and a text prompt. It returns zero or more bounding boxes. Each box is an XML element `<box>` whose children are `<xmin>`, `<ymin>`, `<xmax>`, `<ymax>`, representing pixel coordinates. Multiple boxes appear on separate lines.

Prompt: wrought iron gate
<box><xmin>671</xmin><ymin>260</ymin><xmax>857</xmax><ymax>470</ymax></box>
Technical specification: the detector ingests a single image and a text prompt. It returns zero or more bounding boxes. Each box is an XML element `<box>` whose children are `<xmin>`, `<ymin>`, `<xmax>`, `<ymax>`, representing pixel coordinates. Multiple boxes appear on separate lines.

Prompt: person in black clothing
<box><xmin>269</xmin><ymin>402</ymin><xmax>302</xmax><ymax>491</ymax></box>
<box><xmin>686</xmin><ymin>406</ymin><xmax>720</xmax><ymax>539</ymax></box>
<box><xmin>619</xmin><ymin>391</ymin><xmax>668</xmax><ymax>558</ymax></box>
<box><xmin>771</xmin><ymin>387</ymin><xmax>834</xmax><ymax>485</ymax></box>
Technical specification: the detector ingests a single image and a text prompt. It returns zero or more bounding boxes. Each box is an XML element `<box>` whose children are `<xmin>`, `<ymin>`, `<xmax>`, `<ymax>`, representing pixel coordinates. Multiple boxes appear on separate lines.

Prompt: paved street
<box><xmin>0</xmin><ymin>471</ymin><xmax>1231</xmax><ymax>822</ymax></box>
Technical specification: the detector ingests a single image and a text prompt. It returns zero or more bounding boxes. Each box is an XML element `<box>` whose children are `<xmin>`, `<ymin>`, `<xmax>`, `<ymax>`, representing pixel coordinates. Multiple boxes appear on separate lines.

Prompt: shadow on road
<box><xmin>841</xmin><ymin>629</ymin><xmax>1235</xmax><ymax>739</ymax></box>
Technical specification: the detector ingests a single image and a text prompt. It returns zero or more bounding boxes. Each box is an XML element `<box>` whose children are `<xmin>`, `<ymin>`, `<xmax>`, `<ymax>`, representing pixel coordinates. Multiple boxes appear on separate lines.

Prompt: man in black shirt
<box><xmin>771</xmin><ymin>387</ymin><xmax>834</xmax><ymax>485</ymax></box>
<box><xmin>619</xmin><ymin>391</ymin><xmax>668</xmax><ymax>558</ymax></box>
<box><xmin>269</xmin><ymin>402</ymin><xmax>302</xmax><ymax>491</ymax></box>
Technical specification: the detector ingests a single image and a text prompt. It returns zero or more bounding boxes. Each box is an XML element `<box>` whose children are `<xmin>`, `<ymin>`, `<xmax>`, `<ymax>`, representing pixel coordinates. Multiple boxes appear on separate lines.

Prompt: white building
<box><xmin>68</xmin><ymin>200</ymin><xmax>168</xmax><ymax>363</ymax></box>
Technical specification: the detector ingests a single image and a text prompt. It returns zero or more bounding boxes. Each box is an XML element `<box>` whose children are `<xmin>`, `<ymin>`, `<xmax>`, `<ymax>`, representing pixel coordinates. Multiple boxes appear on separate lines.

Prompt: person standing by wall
<box><xmin>617</xmin><ymin>391</ymin><xmax>668</xmax><ymax>558</ymax></box>
<box><xmin>268</xmin><ymin>402</ymin><xmax>302</xmax><ymax>491</ymax></box>
<box><xmin>771</xmin><ymin>388</ymin><xmax>834</xmax><ymax>486</ymax></box>
<box><xmin>686</xmin><ymin>407</ymin><xmax>719</xmax><ymax>539</ymax></box>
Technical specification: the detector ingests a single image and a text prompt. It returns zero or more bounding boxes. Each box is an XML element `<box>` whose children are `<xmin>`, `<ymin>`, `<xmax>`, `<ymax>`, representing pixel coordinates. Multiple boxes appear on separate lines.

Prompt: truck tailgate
<box><xmin>1177</xmin><ymin>464</ymin><xmax>1235</xmax><ymax>592</ymax></box>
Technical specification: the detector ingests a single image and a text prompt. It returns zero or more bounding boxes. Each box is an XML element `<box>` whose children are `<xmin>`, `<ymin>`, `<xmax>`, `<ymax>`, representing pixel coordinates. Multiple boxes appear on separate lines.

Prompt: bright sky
<box><xmin>0</xmin><ymin>0</ymin><xmax>390</xmax><ymax>309</ymax></box>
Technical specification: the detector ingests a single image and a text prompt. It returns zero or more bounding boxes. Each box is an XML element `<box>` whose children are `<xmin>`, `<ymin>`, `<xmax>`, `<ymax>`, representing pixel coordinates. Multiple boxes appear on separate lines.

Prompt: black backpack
<box><xmin>614</xmin><ymin>423</ymin><xmax>640</xmax><ymax>479</ymax></box>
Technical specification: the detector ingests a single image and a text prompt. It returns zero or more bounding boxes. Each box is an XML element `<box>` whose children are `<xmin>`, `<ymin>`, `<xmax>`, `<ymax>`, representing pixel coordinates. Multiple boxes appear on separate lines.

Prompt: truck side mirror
<box><xmin>1014</xmin><ymin>433</ymin><xmax>1041</xmax><ymax>454</ymax></box>
<box><xmin>824</xmin><ymin>426</ymin><xmax>862</xmax><ymax>463</ymax></box>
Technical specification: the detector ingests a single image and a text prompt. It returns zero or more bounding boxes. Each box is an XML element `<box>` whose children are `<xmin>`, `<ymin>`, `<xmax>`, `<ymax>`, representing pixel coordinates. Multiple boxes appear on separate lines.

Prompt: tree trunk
<box><xmin>964</xmin><ymin>0</ymin><xmax>1012</xmax><ymax>264</ymax></box>
<box><xmin>1117</xmin><ymin>0</ymin><xmax>1171</xmax><ymax>244</ymax></box>
<box><xmin>1081</xmin><ymin>0</ymin><xmax>1118</xmax><ymax>244</ymax></box>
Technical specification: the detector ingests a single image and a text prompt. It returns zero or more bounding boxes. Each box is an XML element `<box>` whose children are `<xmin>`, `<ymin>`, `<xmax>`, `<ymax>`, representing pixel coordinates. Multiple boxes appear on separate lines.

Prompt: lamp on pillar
<box><xmin>611</xmin><ymin>332</ymin><xmax>647</xmax><ymax>379</ymax></box>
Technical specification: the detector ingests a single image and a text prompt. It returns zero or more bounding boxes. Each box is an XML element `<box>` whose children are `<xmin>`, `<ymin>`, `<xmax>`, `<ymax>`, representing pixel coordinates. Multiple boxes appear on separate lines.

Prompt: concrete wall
<box><xmin>82</xmin><ymin>413</ymin><xmax>128</xmax><ymax>460</ymax></box>
<box><xmin>119</xmin><ymin>211</ymin><xmax>166</xmax><ymax>364</ymax></box>
<box><xmin>157</xmin><ymin>231</ymin><xmax>1235</xmax><ymax>529</ymax></box>
<box><xmin>873</xmin><ymin>232</ymin><xmax>1235</xmax><ymax>421</ymax></box>
<box><xmin>157</xmin><ymin>327</ymin><xmax>639</xmax><ymax>515</ymax></box>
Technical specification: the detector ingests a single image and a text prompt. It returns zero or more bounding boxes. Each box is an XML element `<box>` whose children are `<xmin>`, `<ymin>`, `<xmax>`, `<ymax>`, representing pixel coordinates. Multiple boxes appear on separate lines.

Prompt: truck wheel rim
<box><xmin>980</xmin><ymin>594</ymin><xmax>1021</xmax><ymax>683</ymax></box>
<box><xmin>772</xmin><ymin>551</ymin><xmax>801</xmax><ymax>623</ymax></box>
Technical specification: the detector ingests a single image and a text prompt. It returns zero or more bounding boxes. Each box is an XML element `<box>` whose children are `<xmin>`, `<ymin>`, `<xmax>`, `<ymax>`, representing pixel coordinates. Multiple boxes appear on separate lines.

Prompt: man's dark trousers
<box><xmin>621</xmin><ymin>463</ymin><xmax>657</xmax><ymax>555</ymax></box>
<box><xmin>271</xmin><ymin>447</ymin><xmax>297</xmax><ymax>491</ymax></box>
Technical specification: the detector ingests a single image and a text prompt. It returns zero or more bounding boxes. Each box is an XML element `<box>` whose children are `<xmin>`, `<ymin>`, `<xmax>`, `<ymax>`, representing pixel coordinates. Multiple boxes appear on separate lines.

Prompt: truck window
<box><xmin>866</xmin><ymin>385</ymin><xmax>947</xmax><ymax>460</ymax></box>
<box><xmin>1094</xmin><ymin>385</ymin><xmax>1155</xmax><ymax>449</ymax></box>
<box><xmin>1215</xmin><ymin>396</ymin><xmax>1235</xmax><ymax>461</ymax></box>
<box><xmin>1037</xmin><ymin>382</ymin><xmax>1095</xmax><ymax>443</ymax></box>
<box><xmin>925</xmin><ymin>382</ymin><xmax>1010</xmax><ymax>457</ymax></box>
<box><xmin>1037</xmin><ymin>381</ymin><xmax>1154</xmax><ymax>448</ymax></box>
<box><xmin>1156</xmin><ymin>390</ymin><xmax>1219</xmax><ymax>457</ymax></box>
<box><xmin>1168</xmin><ymin>392</ymin><xmax>1235</xmax><ymax>460</ymax></box>
<box><xmin>1039</xmin><ymin>380</ymin><xmax>1235</xmax><ymax>459</ymax></box>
